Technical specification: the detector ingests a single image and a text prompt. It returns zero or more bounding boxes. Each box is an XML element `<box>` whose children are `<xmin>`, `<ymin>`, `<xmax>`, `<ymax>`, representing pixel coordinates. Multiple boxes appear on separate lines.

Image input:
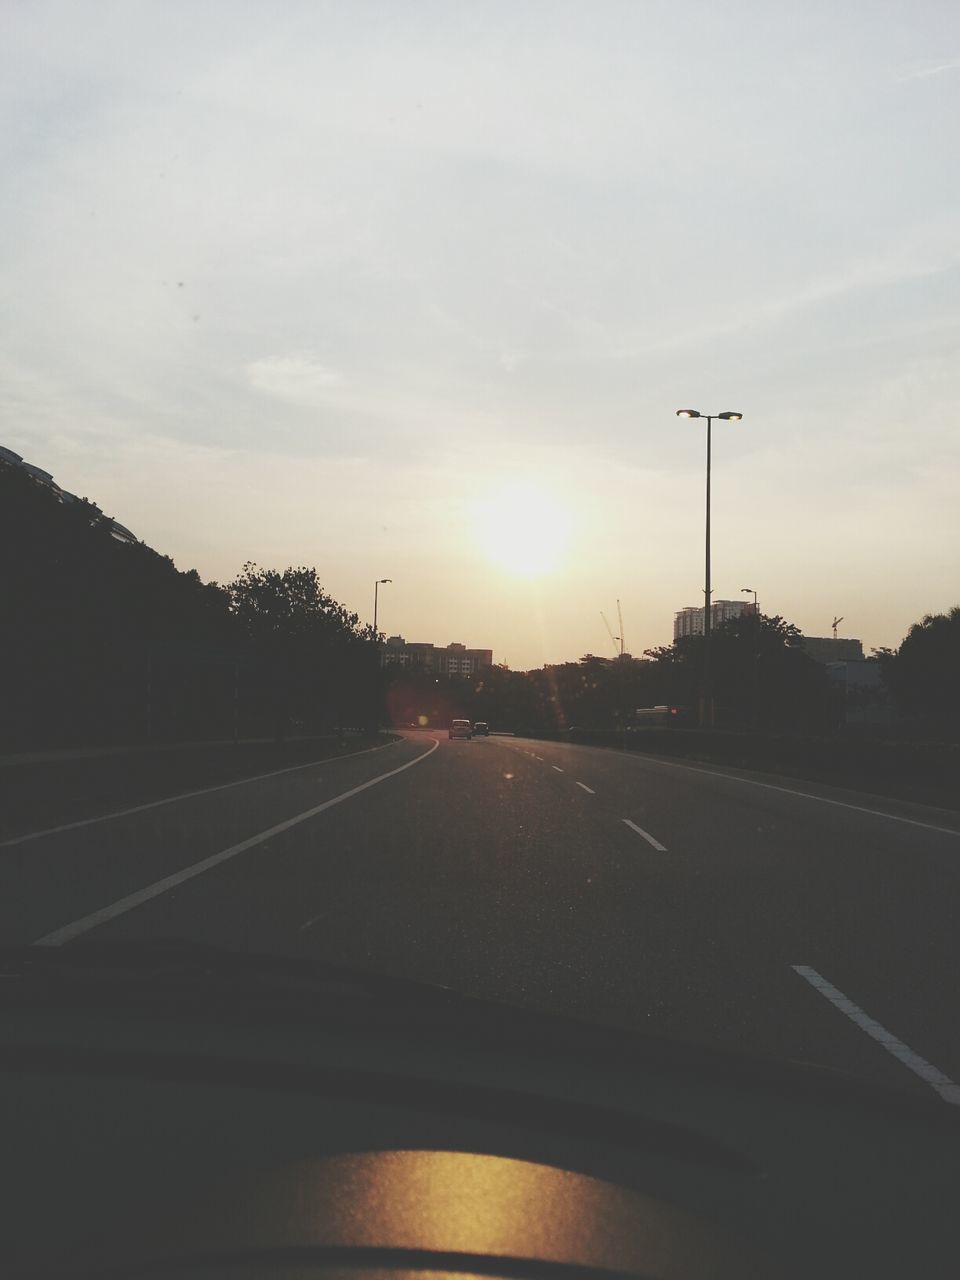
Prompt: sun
<box><xmin>473</xmin><ymin>480</ymin><xmax>574</xmax><ymax>577</ymax></box>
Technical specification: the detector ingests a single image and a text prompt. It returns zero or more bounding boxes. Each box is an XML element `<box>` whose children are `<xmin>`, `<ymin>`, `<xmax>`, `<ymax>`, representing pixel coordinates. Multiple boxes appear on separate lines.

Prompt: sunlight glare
<box><xmin>473</xmin><ymin>481</ymin><xmax>574</xmax><ymax>577</ymax></box>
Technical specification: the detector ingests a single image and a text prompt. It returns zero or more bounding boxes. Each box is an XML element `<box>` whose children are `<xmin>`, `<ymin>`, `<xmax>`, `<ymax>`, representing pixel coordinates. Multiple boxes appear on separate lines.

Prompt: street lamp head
<box><xmin>742</xmin><ymin>586</ymin><xmax>753</xmax><ymax>593</ymax></box>
<box><xmin>718</xmin><ymin>411</ymin><xmax>743</xmax><ymax>420</ymax></box>
<box><xmin>676</xmin><ymin>409</ymin><xmax>701</xmax><ymax>419</ymax></box>
<box><xmin>378</xmin><ymin>578</ymin><xmax>392</xmax><ymax>584</ymax></box>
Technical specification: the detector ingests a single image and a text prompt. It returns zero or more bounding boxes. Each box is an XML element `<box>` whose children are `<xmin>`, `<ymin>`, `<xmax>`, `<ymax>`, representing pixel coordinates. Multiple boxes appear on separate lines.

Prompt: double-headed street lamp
<box><xmin>373</xmin><ymin>578</ymin><xmax>392</xmax><ymax>637</ymax></box>
<box><xmin>676</xmin><ymin>409</ymin><xmax>744</xmax><ymax>728</ymax></box>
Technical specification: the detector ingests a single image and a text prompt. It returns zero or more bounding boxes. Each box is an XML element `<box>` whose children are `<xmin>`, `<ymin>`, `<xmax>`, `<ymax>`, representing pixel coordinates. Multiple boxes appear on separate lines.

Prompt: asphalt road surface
<box><xmin>6</xmin><ymin>731</ymin><xmax>960</xmax><ymax>1104</ymax></box>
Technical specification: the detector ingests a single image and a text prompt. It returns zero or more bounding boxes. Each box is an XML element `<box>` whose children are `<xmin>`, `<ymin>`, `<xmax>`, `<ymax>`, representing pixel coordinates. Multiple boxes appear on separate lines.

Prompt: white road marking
<box><xmin>617</xmin><ymin>754</ymin><xmax>960</xmax><ymax>839</ymax></box>
<box><xmin>534</xmin><ymin>755</ymin><xmax>544</xmax><ymax>761</ymax></box>
<box><xmin>575</xmin><ymin>782</ymin><xmax>595</xmax><ymax>794</ymax></box>
<box><xmin>622</xmin><ymin>819</ymin><xmax>668</xmax><ymax>851</ymax></box>
<box><xmin>552</xmin><ymin>765</ymin><xmax>564</xmax><ymax>772</ymax></box>
<box><xmin>32</xmin><ymin>739</ymin><xmax>440</xmax><ymax>946</ymax></box>
<box><xmin>0</xmin><ymin>738</ymin><xmax>398</xmax><ymax>849</ymax></box>
<box><xmin>792</xmin><ymin>964</ymin><xmax>960</xmax><ymax>1105</ymax></box>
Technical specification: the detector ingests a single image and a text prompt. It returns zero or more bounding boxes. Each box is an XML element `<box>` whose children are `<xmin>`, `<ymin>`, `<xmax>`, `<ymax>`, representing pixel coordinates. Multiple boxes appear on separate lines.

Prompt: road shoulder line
<box><xmin>548</xmin><ymin>742</ymin><xmax>960</xmax><ymax>839</ymax></box>
<box><xmin>1</xmin><ymin>737</ymin><xmax>402</xmax><ymax>850</ymax></box>
<box><xmin>32</xmin><ymin>739</ymin><xmax>440</xmax><ymax>946</ymax></box>
<box><xmin>643</xmin><ymin>756</ymin><xmax>960</xmax><ymax>838</ymax></box>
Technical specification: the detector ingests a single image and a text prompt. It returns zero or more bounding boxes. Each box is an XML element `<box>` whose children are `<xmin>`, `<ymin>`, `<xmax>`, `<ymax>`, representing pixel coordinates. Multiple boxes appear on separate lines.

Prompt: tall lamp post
<box><xmin>676</xmin><ymin>409</ymin><xmax>743</xmax><ymax>728</ymax></box>
<box><xmin>373</xmin><ymin>578</ymin><xmax>392</xmax><ymax>637</ymax></box>
<box><xmin>370</xmin><ymin>578</ymin><xmax>393</xmax><ymax>736</ymax></box>
<box><xmin>742</xmin><ymin>586</ymin><xmax>760</xmax><ymax>730</ymax></box>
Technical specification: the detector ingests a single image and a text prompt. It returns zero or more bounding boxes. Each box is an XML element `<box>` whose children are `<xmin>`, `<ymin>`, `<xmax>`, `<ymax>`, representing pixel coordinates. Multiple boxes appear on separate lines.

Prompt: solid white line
<box><xmin>617</xmin><ymin>753</ymin><xmax>960</xmax><ymax>839</ymax></box>
<box><xmin>575</xmin><ymin>782</ymin><xmax>595</xmax><ymax>794</ymax></box>
<box><xmin>32</xmin><ymin>739</ymin><xmax>440</xmax><ymax>946</ymax></box>
<box><xmin>552</xmin><ymin>765</ymin><xmax>564</xmax><ymax>772</ymax></box>
<box><xmin>1</xmin><ymin>738</ymin><xmax>399</xmax><ymax>849</ymax></box>
<box><xmin>792</xmin><ymin>964</ymin><xmax>960</xmax><ymax>1105</ymax></box>
<box><xmin>622</xmin><ymin>818</ymin><xmax>668</xmax><ymax>851</ymax></box>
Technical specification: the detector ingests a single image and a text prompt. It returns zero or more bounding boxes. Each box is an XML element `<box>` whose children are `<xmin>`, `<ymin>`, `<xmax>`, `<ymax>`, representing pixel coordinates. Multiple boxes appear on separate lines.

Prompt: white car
<box><xmin>449</xmin><ymin>719</ymin><xmax>472</xmax><ymax>740</ymax></box>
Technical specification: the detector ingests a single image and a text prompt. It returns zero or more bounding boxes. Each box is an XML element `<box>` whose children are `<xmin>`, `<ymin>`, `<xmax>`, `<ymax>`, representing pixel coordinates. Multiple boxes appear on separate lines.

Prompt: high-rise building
<box><xmin>381</xmin><ymin>637</ymin><xmax>493</xmax><ymax>675</ymax></box>
<box><xmin>673</xmin><ymin>599</ymin><xmax>755</xmax><ymax>641</ymax></box>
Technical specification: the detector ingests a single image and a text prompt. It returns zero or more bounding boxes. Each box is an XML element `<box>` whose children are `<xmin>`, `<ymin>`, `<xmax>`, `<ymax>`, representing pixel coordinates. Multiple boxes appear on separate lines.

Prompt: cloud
<box><xmin>896</xmin><ymin>58</ymin><xmax>960</xmax><ymax>82</ymax></box>
<box><xmin>247</xmin><ymin>354</ymin><xmax>345</xmax><ymax>405</ymax></box>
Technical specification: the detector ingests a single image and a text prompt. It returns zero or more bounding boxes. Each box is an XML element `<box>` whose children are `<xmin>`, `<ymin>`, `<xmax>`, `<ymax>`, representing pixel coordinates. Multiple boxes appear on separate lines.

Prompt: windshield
<box><xmin>3</xmin><ymin>0</ymin><xmax>960</xmax><ymax>1114</ymax></box>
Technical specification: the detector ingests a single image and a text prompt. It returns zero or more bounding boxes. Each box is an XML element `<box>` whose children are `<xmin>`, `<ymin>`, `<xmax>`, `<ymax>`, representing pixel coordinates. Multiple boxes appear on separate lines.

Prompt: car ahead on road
<box><xmin>449</xmin><ymin>719</ymin><xmax>472</xmax><ymax>740</ymax></box>
<box><xmin>473</xmin><ymin>721</ymin><xmax>490</xmax><ymax>736</ymax></box>
<box><xmin>2</xmin><ymin>941</ymin><xmax>958</xmax><ymax>1279</ymax></box>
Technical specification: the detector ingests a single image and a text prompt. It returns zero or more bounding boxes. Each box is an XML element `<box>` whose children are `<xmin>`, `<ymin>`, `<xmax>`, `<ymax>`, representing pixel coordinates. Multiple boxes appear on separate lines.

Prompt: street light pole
<box><xmin>677</xmin><ymin>409</ymin><xmax>743</xmax><ymax>729</ymax></box>
<box><xmin>703</xmin><ymin>413</ymin><xmax>713</xmax><ymax>728</ymax></box>
<box><xmin>742</xmin><ymin>586</ymin><xmax>759</xmax><ymax>730</ymax></box>
<box><xmin>373</xmin><ymin>577</ymin><xmax>392</xmax><ymax>637</ymax></box>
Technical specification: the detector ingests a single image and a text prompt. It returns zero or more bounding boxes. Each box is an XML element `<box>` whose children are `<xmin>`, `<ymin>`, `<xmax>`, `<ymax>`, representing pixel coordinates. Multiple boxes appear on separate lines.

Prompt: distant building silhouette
<box><xmin>801</xmin><ymin>636</ymin><xmax>864</xmax><ymax>663</ymax></box>
<box><xmin>673</xmin><ymin>599</ymin><xmax>756</xmax><ymax>641</ymax></box>
<box><xmin>381</xmin><ymin>637</ymin><xmax>493</xmax><ymax>675</ymax></box>
<box><xmin>827</xmin><ymin>659</ymin><xmax>890</xmax><ymax>725</ymax></box>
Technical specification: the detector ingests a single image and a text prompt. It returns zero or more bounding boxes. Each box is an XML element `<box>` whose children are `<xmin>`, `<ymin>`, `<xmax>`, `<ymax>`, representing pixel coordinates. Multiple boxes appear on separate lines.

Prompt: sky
<box><xmin>3</xmin><ymin>0</ymin><xmax>959</xmax><ymax>669</ymax></box>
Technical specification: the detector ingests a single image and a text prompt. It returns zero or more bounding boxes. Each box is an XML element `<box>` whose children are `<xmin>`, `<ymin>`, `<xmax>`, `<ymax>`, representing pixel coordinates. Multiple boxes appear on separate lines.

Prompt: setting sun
<box><xmin>473</xmin><ymin>481</ymin><xmax>574</xmax><ymax>577</ymax></box>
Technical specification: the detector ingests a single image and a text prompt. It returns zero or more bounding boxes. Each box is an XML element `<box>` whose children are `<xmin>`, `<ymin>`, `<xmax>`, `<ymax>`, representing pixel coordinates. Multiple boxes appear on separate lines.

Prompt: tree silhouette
<box><xmin>0</xmin><ymin>464</ymin><xmax>379</xmax><ymax>749</ymax></box>
<box><xmin>878</xmin><ymin>607</ymin><xmax>960</xmax><ymax>721</ymax></box>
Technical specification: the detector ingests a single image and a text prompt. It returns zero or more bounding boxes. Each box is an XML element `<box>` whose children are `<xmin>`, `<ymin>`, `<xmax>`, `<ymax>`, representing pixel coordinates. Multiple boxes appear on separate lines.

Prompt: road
<box><xmin>6</xmin><ymin>730</ymin><xmax>960</xmax><ymax>1104</ymax></box>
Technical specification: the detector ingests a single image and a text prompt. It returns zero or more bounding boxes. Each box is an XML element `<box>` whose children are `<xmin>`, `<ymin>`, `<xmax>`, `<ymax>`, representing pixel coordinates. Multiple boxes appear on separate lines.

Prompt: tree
<box><xmin>641</xmin><ymin>614</ymin><xmax>832</xmax><ymax>732</ymax></box>
<box><xmin>0</xmin><ymin>459</ymin><xmax>382</xmax><ymax>749</ymax></box>
<box><xmin>711</xmin><ymin>613</ymin><xmax>830</xmax><ymax>731</ymax></box>
<box><xmin>227</xmin><ymin>563</ymin><xmax>376</xmax><ymax>738</ymax></box>
<box><xmin>878</xmin><ymin>607</ymin><xmax>960</xmax><ymax>722</ymax></box>
<box><xmin>1</xmin><ymin>461</ymin><xmax>237</xmax><ymax>747</ymax></box>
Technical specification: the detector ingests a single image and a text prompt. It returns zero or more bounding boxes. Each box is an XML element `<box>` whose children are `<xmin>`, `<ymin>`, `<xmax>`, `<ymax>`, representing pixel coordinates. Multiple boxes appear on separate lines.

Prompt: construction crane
<box><xmin>601</xmin><ymin>612</ymin><xmax>620</xmax><ymax>658</ymax></box>
<box><xmin>832</xmin><ymin>616</ymin><xmax>844</xmax><ymax>641</ymax></box>
<box><xmin>617</xmin><ymin>599</ymin><xmax>626</xmax><ymax>658</ymax></box>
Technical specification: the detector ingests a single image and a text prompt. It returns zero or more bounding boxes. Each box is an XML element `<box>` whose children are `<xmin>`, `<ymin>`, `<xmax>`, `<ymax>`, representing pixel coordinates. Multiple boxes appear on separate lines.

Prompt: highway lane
<box><xmin>490</xmin><ymin>735</ymin><xmax>960</xmax><ymax>1098</ymax></box>
<box><xmin>7</xmin><ymin>729</ymin><xmax>960</xmax><ymax>1104</ymax></box>
<box><xmin>0</xmin><ymin>737</ymin><xmax>424</xmax><ymax>943</ymax></box>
